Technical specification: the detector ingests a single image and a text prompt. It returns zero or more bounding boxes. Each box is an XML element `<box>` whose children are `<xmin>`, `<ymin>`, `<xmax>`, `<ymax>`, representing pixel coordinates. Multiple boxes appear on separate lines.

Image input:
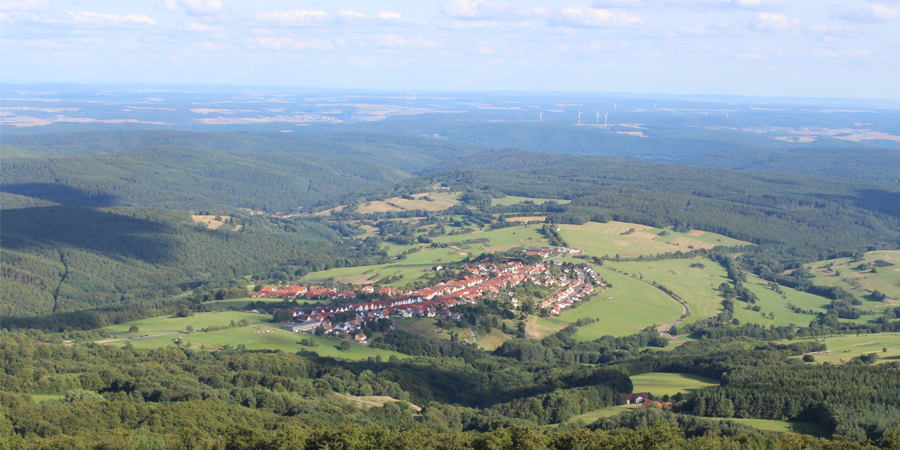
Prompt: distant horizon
<box><xmin>3</xmin><ymin>82</ymin><xmax>899</xmax><ymax>106</ymax></box>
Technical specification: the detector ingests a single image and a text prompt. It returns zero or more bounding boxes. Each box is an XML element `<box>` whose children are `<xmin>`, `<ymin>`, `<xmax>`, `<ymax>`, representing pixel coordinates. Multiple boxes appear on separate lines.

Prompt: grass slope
<box><xmin>557</xmin><ymin>221</ymin><xmax>749</xmax><ymax>259</ymax></box>
<box><xmin>629</xmin><ymin>373</ymin><xmax>719</xmax><ymax>398</ymax></box>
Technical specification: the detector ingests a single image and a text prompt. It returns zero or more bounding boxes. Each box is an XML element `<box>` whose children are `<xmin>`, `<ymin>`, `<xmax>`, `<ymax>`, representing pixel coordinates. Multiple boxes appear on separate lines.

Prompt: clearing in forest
<box><xmin>191</xmin><ymin>215</ymin><xmax>241</xmax><ymax>230</ymax></box>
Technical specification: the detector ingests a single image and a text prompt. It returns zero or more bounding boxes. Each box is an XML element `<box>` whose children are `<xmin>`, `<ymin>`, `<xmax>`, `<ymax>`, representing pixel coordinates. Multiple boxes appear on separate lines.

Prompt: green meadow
<box><xmin>103</xmin><ymin>311</ymin><xmax>270</xmax><ymax>334</ymax></box>
<box><xmin>534</xmin><ymin>268</ymin><xmax>683</xmax><ymax>339</ymax></box>
<box><xmin>603</xmin><ymin>258</ymin><xmax>726</xmax><ymax>326</ymax></box>
<box><xmin>787</xmin><ymin>332</ymin><xmax>900</xmax><ymax>364</ymax></box>
<box><xmin>557</xmin><ymin>221</ymin><xmax>749</xmax><ymax>259</ymax></box>
<box><xmin>491</xmin><ymin>195</ymin><xmax>570</xmax><ymax>206</ymax></box>
<box><xmin>629</xmin><ymin>372</ymin><xmax>719</xmax><ymax>398</ymax></box>
<box><xmin>806</xmin><ymin>250</ymin><xmax>900</xmax><ymax>305</ymax></box>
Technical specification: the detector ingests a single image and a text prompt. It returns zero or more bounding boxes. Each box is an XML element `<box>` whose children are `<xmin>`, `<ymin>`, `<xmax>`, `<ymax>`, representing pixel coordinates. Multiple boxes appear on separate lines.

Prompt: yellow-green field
<box><xmin>491</xmin><ymin>195</ymin><xmax>570</xmax><ymax>206</ymax></box>
<box><xmin>709</xmin><ymin>418</ymin><xmax>826</xmax><ymax>437</ymax></box>
<box><xmin>103</xmin><ymin>311</ymin><xmax>271</xmax><ymax>334</ymax></box>
<box><xmin>604</xmin><ymin>259</ymin><xmax>856</xmax><ymax>328</ymax></box>
<box><xmin>562</xmin><ymin>404</ymin><xmax>643</xmax><ymax>427</ymax></box>
<box><xmin>532</xmin><ymin>268</ymin><xmax>684</xmax><ymax>339</ymax></box>
<box><xmin>787</xmin><ymin>332</ymin><xmax>900</xmax><ymax>364</ymax></box>
<box><xmin>395</xmin><ymin>317</ymin><xmax>515</xmax><ymax>351</ymax></box>
<box><xmin>302</xmin><ymin>225</ymin><xmax>553</xmax><ymax>287</ymax></box>
<box><xmin>806</xmin><ymin>250</ymin><xmax>900</xmax><ymax>307</ymax></box>
<box><xmin>99</xmin><ymin>311</ymin><xmax>407</xmax><ymax>361</ymax></box>
<box><xmin>301</xmin><ymin>246</ymin><xmax>467</xmax><ymax>287</ymax></box>
<box><xmin>630</xmin><ymin>372</ymin><xmax>719</xmax><ymax>398</ymax></box>
<box><xmin>557</xmin><ymin>221</ymin><xmax>749</xmax><ymax>259</ymax></box>
<box><xmin>604</xmin><ymin>258</ymin><xmax>726</xmax><ymax>326</ymax></box>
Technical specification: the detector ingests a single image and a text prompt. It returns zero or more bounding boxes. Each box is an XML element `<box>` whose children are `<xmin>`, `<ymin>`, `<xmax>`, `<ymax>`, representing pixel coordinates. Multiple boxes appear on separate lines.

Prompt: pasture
<box><xmin>491</xmin><ymin>195</ymin><xmax>570</xmax><ymax>206</ymax></box>
<box><xmin>102</xmin><ymin>317</ymin><xmax>408</xmax><ymax>361</ymax></box>
<box><xmin>557</xmin><ymin>221</ymin><xmax>748</xmax><ymax>259</ymax></box>
<box><xmin>603</xmin><ymin>258</ymin><xmax>726</xmax><ymax>326</ymax></box>
<box><xmin>806</xmin><ymin>250</ymin><xmax>900</xmax><ymax>306</ymax></box>
<box><xmin>103</xmin><ymin>311</ymin><xmax>270</xmax><ymax>334</ymax></box>
<box><xmin>533</xmin><ymin>268</ymin><xmax>684</xmax><ymax>339</ymax></box>
<box><xmin>787</xmin><ymin>332</ymin><xmax>900</xmax><ymax>364</ymax></box>
<box><xmin>302</xmin><ymin>246</ymin><xmax>468</xmax><ymax>287</ymax></box>
<box><xmin>630</xmin><ymin>372</ymin><xmax>719</xmax><ymax>398</ymax></box>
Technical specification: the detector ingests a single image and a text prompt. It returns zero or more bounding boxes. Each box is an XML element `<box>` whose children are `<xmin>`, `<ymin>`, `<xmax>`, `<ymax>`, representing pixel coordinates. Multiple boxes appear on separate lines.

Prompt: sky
<box><xmin>1</xmin><ymin>0</ymin><xmax>899</xmax><ymax>99</ymax></box>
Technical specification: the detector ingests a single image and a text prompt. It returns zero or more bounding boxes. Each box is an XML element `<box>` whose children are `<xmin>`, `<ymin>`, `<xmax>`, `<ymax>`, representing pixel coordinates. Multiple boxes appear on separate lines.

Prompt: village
<box><xmin>249</xmin><ymin>249</ymin><xmax>608</xmax><ymax>341</ymax></box>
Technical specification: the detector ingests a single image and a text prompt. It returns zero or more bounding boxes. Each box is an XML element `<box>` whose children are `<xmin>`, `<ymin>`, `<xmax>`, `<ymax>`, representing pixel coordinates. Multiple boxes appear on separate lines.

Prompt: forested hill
<box><xmin>679</xmin><ymin>147</ymin><xmax>900</xmax><ymax>186</ymax></box>
<box><xmin>0</xmin><ymin>131</ymin><xmax>487</xmax><ymax>173</ymax></box>
<box><xmin>1</xmin><ymin>146</ymin><xmax>410</xmax><ymax>211</ymax></box>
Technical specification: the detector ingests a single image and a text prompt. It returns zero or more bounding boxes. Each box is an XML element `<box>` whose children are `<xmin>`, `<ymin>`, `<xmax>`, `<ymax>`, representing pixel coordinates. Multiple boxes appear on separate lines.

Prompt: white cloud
<box><xmin>164</xmin><ymin>0</ymin><xmax>223</xmax><ymax>16</ymax></box>
<box><xmin>835</xmin><ymin>4</ymin><xmax>900</xmax><ymax>23</ymax></box>
<box><xmin>367</xmin><ymin>34</ymin><xmax>441</xmax><ymax>48</ymax></box>
<box><xmin>441</xmin><ymin>0</ymin><xmax>546</xmax><ymax>20</ymax></box>
<box><xmin>251</xmin><ymin>9</ymin><xmax>328</xmax><ymax>26</ymax></box>
<box><xmin>747</xmin><ymin>12</ymin><xmax>799</xmax><ymax>31</ymax></box>
<box><xmin>185</xmin><ymin>22</ymin><xmax>223</xmax><ymax>32</ymax></box>
<box><xmin>442</xmin><ymin>0</ymin><xmax>509</xmax><ymax>19</ymax></box>
<box><xmin>811</xmin><ymin>48</ymin><xmax>872</xmax><ymax>58</ymax></box>
<box><xmin>552</xmin><ymin>7</ymin><xmax>644</xmax><ymax>28</ymax></box>
<box><xmin>0</xmin><ymin>0</ymin><xmax>47</xmax><ymax>11</ymax></box>
<box><xmin>248</xmin><ymin>37</ymin><xmax>333</xmax><ymax>50</ymax></box>
<box><xmin>69</xmin><ymin>11</ymin><xmax>156</xmax><ymax>26</ymax></box>
<box><xmin>592</xmin><ymin>0</ymin><xmax>779</xmax><ymax>11</ymax></box>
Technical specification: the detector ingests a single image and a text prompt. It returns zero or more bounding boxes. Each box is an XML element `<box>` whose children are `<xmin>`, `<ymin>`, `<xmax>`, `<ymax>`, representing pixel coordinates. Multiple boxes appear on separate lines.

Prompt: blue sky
<box><xmin>1</xmin><ymin>0</ymin><xmax>898</xmax><ymax>98</ymax></box>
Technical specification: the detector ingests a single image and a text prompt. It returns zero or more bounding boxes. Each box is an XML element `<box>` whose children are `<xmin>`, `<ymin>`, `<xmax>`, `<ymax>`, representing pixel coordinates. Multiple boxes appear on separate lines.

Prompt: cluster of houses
<box><xmin>255</xmin><ymin>252</ymin><xmax>606</xmax><ymax>337</ymax></box>
<box><xmin>538</xmin><ymin>265</ymin><xmax>607</xmax><ymax>315</ymax></box>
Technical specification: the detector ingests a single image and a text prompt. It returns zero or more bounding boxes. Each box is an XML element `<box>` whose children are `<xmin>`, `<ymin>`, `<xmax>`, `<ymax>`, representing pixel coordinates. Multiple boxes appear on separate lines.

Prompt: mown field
<box><xmin>603</xmin><ymin>258</ymin><xmax>726</xmax><ymax>327</ymax></box>
<box><xmin>629</xmin><ymin>372</ymin><xmax>719</xmax><ymax>398</ymax></box>
<box><xmin>532</xmin><ymin>268</ymin><xmax>684</xmax><ymax>340</ymax></box>
<box><xmin>788</xmin><ymin>332</ymin><xmax>900</xmax><ymax>364</ymax></box>
<box><xmin>557</xmin><ymin>221</ymin><xmax>749</xmax><ymax>259</ymax></box>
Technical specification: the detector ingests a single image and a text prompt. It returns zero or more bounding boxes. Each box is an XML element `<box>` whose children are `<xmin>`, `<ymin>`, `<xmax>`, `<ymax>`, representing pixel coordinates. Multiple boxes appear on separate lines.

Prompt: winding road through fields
<box><xmin>599</xmin><ymin>265</ymin><xmax>691</xmax><ymax>342</ymax></box>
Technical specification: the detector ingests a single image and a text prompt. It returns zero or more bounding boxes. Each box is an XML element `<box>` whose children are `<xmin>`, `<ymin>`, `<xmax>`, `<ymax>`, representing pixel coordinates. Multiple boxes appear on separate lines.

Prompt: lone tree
<box><xmin>128</xmin><ymin>325</ymin><xmax>139</xmax><ymax>333</ymax></box>
<box><xmin>339</xmin><ymin>341</ymin><xmax>351</xmax><ymax>352</ymax></box>
<box><xmin>185</xmin><ymin>325</ymin><xmax>194</xmax><ymax>334</ymax></box>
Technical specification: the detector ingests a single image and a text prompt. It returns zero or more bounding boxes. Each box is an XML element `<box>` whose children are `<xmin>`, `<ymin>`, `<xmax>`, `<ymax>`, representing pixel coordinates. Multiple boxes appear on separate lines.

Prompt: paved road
<box><xmin>599</xmin><ymin>265</ymin><xmax>691</xmax><ymax>341</ymax></box>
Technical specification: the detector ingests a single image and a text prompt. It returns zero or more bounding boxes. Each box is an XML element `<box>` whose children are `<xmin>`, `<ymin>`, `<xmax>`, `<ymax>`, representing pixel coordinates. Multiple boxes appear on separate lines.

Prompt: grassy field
<box><xmin>103</xmin><ymin>311</ymin><xmax>271</xmax><ymax>334</ymax></box>
<box><xmin>557</xmin><ymin>221</ymin><xmax>749</xmax><ymax>259</ymax></box>
<box><xmin>604</xmin><ymin>258</ymin><xmax>726</xmax><ymax>326</ymax></box>
<box><xmin>102</xmin><ymin>320</ymin><xmax>408</xmax><ymax>361</ymax></box>
<box><xmin>31</xmin><ymin>394</ymin><xmax>65</xmax><ymax>403</ymax></box>
<box><xmin>207</xmin><ymin>298</ymin><xmax>321</xmax><ymax>311</ymax></box>
<box><xmin>532</xmin><ymin>268</ymin><xmax>684</xmax><ymax>340</ymax></box>
<box><xmin>301</xmin><ymin>225</ymin><xmax>554</xmax><ymax>287</ymax></box>
<box><xmin>395</xmin><ymin>317</ymin><xmax>515</xmax><ymax>351</ymax></box>
<box><xmin>491</xmin><ymin>195</ymin><xmax>570</xmax><ymax>206</ymax></box>
<box><xmin>710</xmin><ymin>418</ymin><xmax>826</xmax><ymax>437</ymax></box>
<box><xmin>562</xmin><ymin>404</ymin><xmax>643</xmax><ymax>427</ymax></box>
<box><xmin>630</xmin><ymin>372</ymin><xmax>719</xmax><ymax>398</ymax></box>
<box><xmin>302</xmin><ymin>246</ymin><xmax>468</xmax><ymax>287</ymax></box>
<box><xmin>787</xmin><ymin>332</ymin><xmax>900</xmax><ymax>364</ymax></box>
<box><xmin>806</xmin><ymin>250</ymin><xmax>900</xmax><ymax>307</ymax></box>
<box><xmin>603</xmin><ymin>259</ymin><xmax>855</xmax><ymax>328</ymax></box>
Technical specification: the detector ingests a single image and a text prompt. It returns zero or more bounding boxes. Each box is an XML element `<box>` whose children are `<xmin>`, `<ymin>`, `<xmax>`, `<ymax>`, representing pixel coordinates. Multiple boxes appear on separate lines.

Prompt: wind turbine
<box><xmin>539</xmin><ymin>108</ymin><xmax>544</xmax><ymax>122</ymax></box>
<box><xmin>595</xmin><ymin>111</ymin><xmax>601</xmax><ymax>124</ymax></box>
<box><xmin>603</xmin><ymin>112</ymin><xmax>609</xmax><ymax>127</ymax></box>
<box><xmin>577</xmin><ymin>110</ymin><xmax>582</xmax><ymax>125</ymax></box>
